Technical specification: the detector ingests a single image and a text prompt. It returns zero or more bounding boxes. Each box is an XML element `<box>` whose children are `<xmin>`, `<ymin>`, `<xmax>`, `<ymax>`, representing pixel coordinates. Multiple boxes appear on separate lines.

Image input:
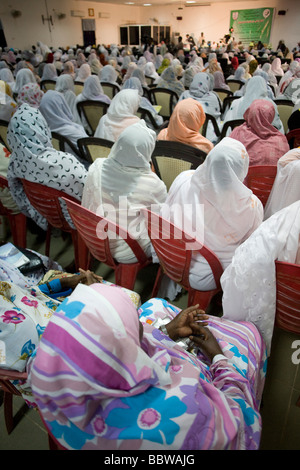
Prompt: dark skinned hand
<box><xmin>165</xmin><ymin>304</ymin><xmax>209</xmax><ymax>341</ymax></box>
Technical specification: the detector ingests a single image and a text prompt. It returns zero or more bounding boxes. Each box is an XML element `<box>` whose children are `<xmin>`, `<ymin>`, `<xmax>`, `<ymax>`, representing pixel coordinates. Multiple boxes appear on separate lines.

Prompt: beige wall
<box><xmin>0</xmin><ymin>0</ymin><xmax>299</xmax><ymax>50</ymax></box>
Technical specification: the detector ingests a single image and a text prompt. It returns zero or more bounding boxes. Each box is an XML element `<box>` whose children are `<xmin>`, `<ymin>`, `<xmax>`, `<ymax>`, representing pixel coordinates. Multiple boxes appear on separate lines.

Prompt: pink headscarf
<box><xmin>157</xmin><ymin>98</ymin><xmax>214</xmax><ymax>154</ymax></box>
<box><xmin>230</xmin><ymin>99</ymin><xmax>289</xmax><ymax>166</ymax></box>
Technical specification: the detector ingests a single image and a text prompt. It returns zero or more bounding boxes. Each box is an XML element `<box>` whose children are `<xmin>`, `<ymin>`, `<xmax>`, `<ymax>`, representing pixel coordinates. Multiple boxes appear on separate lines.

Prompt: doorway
<box><xmin>82</xmin><ymin>19</ymin><xmax>96</xmax><ymax>47</ymax></box>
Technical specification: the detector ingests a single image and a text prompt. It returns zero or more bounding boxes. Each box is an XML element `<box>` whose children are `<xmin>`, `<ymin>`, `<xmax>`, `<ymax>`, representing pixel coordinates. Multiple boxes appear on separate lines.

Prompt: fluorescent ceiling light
<box><xmin>143</xmin><ymin>3</ymin><xmax>152</xmax><ymax>5</ymax></box>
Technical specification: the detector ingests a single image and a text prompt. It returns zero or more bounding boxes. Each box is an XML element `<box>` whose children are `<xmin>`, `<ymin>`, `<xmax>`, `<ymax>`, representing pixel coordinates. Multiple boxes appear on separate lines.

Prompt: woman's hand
<box><xmin>60</xmin><ymin>269</ymin><xmax>103</xmax><ymax>290</ymax></box>
<box><xmin>189</xmin><ymin>327</ymin><xmax>223</xmax><ymax>362</ymax></box>
<box><xmin>165</xmin><ymin>304</ymin><xmax>209</xmax><ymax>341</ymax></box>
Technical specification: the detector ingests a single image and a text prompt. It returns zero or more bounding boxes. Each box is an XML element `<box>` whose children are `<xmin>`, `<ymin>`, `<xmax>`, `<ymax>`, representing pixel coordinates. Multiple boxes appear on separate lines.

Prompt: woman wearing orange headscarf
<box><xmin>157</xmin><ymin>98</ymin><xmax>213</xmax><ymax>154</ymax></box>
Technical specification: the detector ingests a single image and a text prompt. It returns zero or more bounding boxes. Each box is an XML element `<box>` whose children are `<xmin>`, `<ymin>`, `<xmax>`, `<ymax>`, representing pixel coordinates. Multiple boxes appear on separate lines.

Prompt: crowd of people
<box><xmin>0</xmin><ymin>35</ymin><xmax>300</xmax><ymax>450</ymax></box>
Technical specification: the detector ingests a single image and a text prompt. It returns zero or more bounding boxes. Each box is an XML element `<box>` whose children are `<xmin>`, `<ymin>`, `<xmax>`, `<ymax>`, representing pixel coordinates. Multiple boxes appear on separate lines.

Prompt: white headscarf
<box><xmin>41</xmin><ymin>63</ymin><xmax>58</xmax><ymax>81</ymax></box>
<box><xmin>99</xmin><ymin>64</ymin><xmax>119</xmax><ymax>86</ymax></box>
<box><xmin>82</xmin><ymin>120</ymin><xmax>167</xmax><ymax>262</ymax></box>
<box><xmin>264</xmin><ymin>149</ymin><xmax>300</xmax><ymax>219</ymax></box>
<box><xmin>76</xmin><ymin>63</ymin><xmax>91</xmax><ymax>83</ymax></box>
<box><xmin>13</xmin><ymin>68</ymin><xmax>36</xmax><ymax>94</ymax></box>
<box><xmin>55</xmin><ymin>74</ymin><xmax>77</xmax><ymax>118</ymax></box>
<box><xmin>6</xmin><ymin>104</ymin><xmax>87</xmax><ymax>230</ymax></box>
<box><xmin>271</xmin><ymin>57</ymin><xmax>284</xmax><ymax>76</ymax></box>
<box><xmin>39</xmin><ymin>90</ymin><xmax>88</xmax><ymax>152</ymax></box>
<box><xmin>221</xmin><ymin>200</ymin><xmax>300</xmax><ymax>353</ymax></box>
<box><xmin>160</xmin><ymin>137</ymin><xmax>263</xmax><ymax>290</ymax></box>
<box><xmin>94</xmin><ymin>89</ymin><xmax>141</xmax><ymax>142</ymax></box>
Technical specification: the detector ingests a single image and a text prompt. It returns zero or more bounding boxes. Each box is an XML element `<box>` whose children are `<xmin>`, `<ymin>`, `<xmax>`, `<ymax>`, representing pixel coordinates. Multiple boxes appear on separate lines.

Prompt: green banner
<box><xmin>230</xmin><ymin>8</ymin><xmax>274</xmax><ymax>46</ymax></box>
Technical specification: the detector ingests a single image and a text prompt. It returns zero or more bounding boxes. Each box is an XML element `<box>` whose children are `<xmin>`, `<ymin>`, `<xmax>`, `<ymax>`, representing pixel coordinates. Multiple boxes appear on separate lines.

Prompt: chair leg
<box><xmin>8</xmin><ymin>213</ymin><xmax>27</xmax><ymax>248</ymax></box>
<box><xmin>3</xmin><ymin>391</ymin><xmax>14</xmax><ymax>434</ymax></box>
<box><xmin>151</xmin><ymin>266</ymin><xmax>164</xmax><ymax>298</ymax></box>
<box><xmin>188</xmin><ymin>289</ymin><xmax>214</xmax><ymax>311</ymax></box>
<box><xmin>115</xmin><ymin>264</ymin><xmax>140</xmax><ymax>291</ymax></box>
<box><xmin>71</xmin><ymin>230</ymin><xmax>90</xmax><ymax>271</ymax></box>
<box><xmin>45</xmin><ymin>225</ymin><xmax>52</xmax><ymax>257</ymax></box>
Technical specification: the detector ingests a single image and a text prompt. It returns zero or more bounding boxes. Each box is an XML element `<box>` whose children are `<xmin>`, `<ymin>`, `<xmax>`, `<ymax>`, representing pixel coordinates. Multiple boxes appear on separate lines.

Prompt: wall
<box><xmin>0</xmin><ymin>0</ymin><xmax>299</xmax><ymax>51</ymax></box>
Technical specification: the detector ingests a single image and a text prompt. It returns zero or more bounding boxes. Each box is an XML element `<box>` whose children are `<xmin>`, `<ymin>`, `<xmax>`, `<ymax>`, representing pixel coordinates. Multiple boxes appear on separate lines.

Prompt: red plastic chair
<box><xmin>0</xmin><ymin>368</ymin><xmax>28</xmax><ymax>434</ymax></box>
<box><xmin>286</xmin><ymin>128</ymin><xmax>300</xmax><ymax>149</ymax></box>
<box><xmin>0</xmin><ymin>175</ymin><xmax>27</xmax><ymax>248</ymax></box>
<box><xmin>142</xmin><ymin>208</ymin><xmax>223</xmax><ymax>310</ymax></box>
<box><xmin>275</xmin><ymin>260</ymin><xmax>300</xmax><ymax>407</ymax></box>
<box><xmin>62</xmin><ymin>197</ymin><xmax>152</xmax><ymax>291</ymax></box>
<box><xmin>244</xmin><ymin>165</ymin><xmax>277</xmax><ymax>207</ymax></box>
<box><xmin>20</xmin><ymin>179</ymin><xmax>88</xmax><ymax>270</ymax></box>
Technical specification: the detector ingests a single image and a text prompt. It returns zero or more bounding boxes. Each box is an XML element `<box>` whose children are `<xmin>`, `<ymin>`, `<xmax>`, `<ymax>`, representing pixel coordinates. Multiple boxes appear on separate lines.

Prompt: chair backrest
<box><xmin>148</xmin><ymin>88</ymin><xmax>179</xmax><ymax>119</ymax></box>
<box><xmin>50</xmin><ymin>131</ymin><xmax>82</xmax><ymax>159</ymax></box>
<box><xmin>275</xmin><ymin>260</ymin><xmax>300</xmax><ymax>334</ymax></box>
<box><xmin>0</xmin><ymin>119</ymin><xmax>10</xmax><ymax>151</ymax></box>
<box><xmin>100</xmin><ymin>82</ymin><xmax>119</xmax><ymax>99</ymax></box>
<box><xmin>201</xmin><ymin>113</ymin><xmax>221</xmax><ymax>139</ymax></box>
<box><xmin>220</xmin><ymin>119</ymin><xmax>245</xmax><ymax>139</ymax></box>
<box><xmin>222</xmin><ymin>95</ymin><xmax>240</xmax><ymax>115</ymax></box>
<box><xmin>76</xmin><ymin>100</ymin><xmax>109</xmax><ymax>135</ymax></box>
<box><xmin>152</xmin><ymin>140</ymin><xmax>207</xmax><ymax>190</ymax></box>
<box><xmin>62</xmin><ymin>197</ymin><xmax>149</xmax><ymax>266</ymax></box>
<box><xmin>244</xmin><ymin>165</ymin><xmax>277</xmax><ymax>207</ymax></box>
<box><xmin>213</xmin><ymin>88</ymin><xmax>233</xmax><ymax>103</ymax></box>
<box><xmin>74</xmin><ymin>81</ymin><xmax>84</xmax><ymax>95</ymax></box>
<box><xmin>77</xmin><ymin>137</ymin><xmax>113</xmax><ymax>163</ymax></box>
<box><xmin>142</xmin><ymin>208</ymin><xmax>223</xmax><ymax>290</ymax></box>
<box><xmin>145</xmin><ymin>75</ymin><xmax>155</xmax><ymax>86</ymax></box>
<box><xmin>21</xmin><ymin>179</ymin><xmax>79</xmax><ymax>232</ymax></box>
<box><xmin>0</xmin><ymin>368</ymin><xmax>27</xmax><ymax>395</ymax></box>
<box><xmin>286</xmin><ymin>128</ymin><xmax>300</xmax><ymax>149</ymax></box>
<box><xmin>135</xmin><ymin>107</ymin><xmax>160</xmax><ymax>129</ymax></box>
<box><xmin>226</xmin><ymin>79</ymin><xmax>244</xmax><ymax>93</ymax></box>
<box><xmin>40</xmin><ymin>80</ymin><xmax>56</xmax><ymax>92</ymax></box>
<box><xmin>274</xmin><ymin>99</ymin><xmax>294</xmax><ymax>134</ymax></box>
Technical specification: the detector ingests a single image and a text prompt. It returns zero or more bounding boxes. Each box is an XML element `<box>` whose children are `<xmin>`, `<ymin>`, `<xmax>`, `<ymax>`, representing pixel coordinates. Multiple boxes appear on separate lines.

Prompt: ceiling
<box><xmin>78</xmin><ymin>0</ymin><xmax>255</xmax><ymax>8</ymax></box>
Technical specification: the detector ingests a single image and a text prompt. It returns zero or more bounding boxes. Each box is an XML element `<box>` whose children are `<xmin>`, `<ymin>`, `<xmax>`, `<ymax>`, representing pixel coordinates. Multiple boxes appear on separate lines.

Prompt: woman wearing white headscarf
<box><xmin>277</xmin><ymin>62</ymin><xmax>300</xmax><ymax>96</ymax></box>
<box><xmin>82</xmin><ymin>120</ymin><xmax>167</xmax><ymax>263</ymax></box>
<box><xmin>261</xmin><ymin>62</ymin><xmax>278</xmax><ymax>90</ymax></box>
<box><xmin>62</xmin><ymin>61</ymin><xmax>76</xmax><ymax>79</ymax></box>
<box><xmin>122</xmin><ymin>62</ymin><xmax>137</xmax><ymax>83</ymax></box>
<box><xmin>41</xmin><ymin>63</ymin><xmax>58</xmax><ymax>82</ymax></box>
<box><xmin>12</xmin><ymin>68</ymin><xmax>37</xmax><ymax>95</ymax></box>
<box><xmin>55</xmin><ymin>74</ymin><xmax>77</xmax><ymax>117</ymax></box>
<box><xmin>223</xmin><ymin>76</ymin><xmax>284</xmax><ymax>133</ymax></box>
<box><xmin>264</xmin><ymin>148</ymin><xmax>300</xmax><ymax>220</ymax></box>
<box><xmin>75</xmin><ymin>63</ymin><xmax>91</xmax><ymax>83</ymax></box>
<box><xmin>159</xmin><ymin>137</ymin><xmax>263</xmax><ymax>297</ymax></box>
<box><xmin>179</xmin><ymin>72</ymin><xmax>222</xmax><ymax>143</ymax></box>
<box><xmin>6</xmin><ymin>103</ymin><xmax>87</xmax><ymax>231</ymax></box>
<box><xmin>271</xmin><ymin>57</ymin><xmax>284</xmax><ymax>77</ymax></box>
<box><xmin>39</xmin><ymin>90</ymin><xmax>88</xmax><ymax>160</ymax></box>
<box><xmin>156</xmin><ymin>66</ymin><xmax>185</xmax><ymax>97</ymax></box>
<box><xmin>122</xmin><ymin>77</ymin><xmax>163</xmax><ymax>129</ymax></box>
<box><xmin>144</xmin><ymin>61</ymin><xmax>159</xmax><ymax>82</ymax></box>
<box><xmin>74</xmin><ymin>75</ymin><xmax>111</xmax><ymax>133</ymax></box>
<box><xmin>99</xmin><ymin>64</ymin><xmax>120</xmax><ymax>88</ymax></box>
<box><xmin>221</xmin><ymin>200</ymin><xmax>300</xmax><ymax>354</ymax></box>
<box><xmin>278</xmin><ymin>77</ymin><xmax>300</xmax><ymax>104</ymax></box>
<box><xmin>0</xmin><ymin>68</ymin><xmax>15</xmax><ymax>93</ymax></box>
<box><xmin>94</xmin><ymin>89</ymin><xmax>141</xmax><ymax>142</ymax></box>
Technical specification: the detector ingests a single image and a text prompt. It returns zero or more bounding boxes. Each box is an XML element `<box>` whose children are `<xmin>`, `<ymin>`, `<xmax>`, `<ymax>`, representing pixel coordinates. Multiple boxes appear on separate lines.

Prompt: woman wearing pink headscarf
<box><xmin>230</xmin><ymin>99</ymin><xmax>289</xmax><ymax>166</ymax></box>
<box><xmin>157</xmin><ymin>98</ymin><xmax>213</xmax><ymax>154</ymax></box>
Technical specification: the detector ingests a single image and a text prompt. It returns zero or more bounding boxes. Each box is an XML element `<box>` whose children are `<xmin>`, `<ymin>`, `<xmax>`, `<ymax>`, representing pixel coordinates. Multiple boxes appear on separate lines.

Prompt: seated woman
<box><xmin>12</xmin><ymin>68</ymin><xmax>37</xmax><ymax>96</ymax></box>
<box><xmin>223</xmin><ymin>76</ymin><xmax>284</xmax><ymax>134</ymax></box>
<box><xmin>82</xmin><ymin>120</ymin><xmax>167</xmax><ymax>263</ymax></box>
<box><xmin>41</xmin><ymin>63</ymin><xmax>58</xmax><ymax>82</ymax></box>
<box><xmin>179</xmin><ymin>72</ymin><xmax>222</xmax><ymax>143</ymax></box>
<box><xmin>94</xmin><ymin>88</ymin><xmax>141</xmax><ymax>142</ymax></box>
<box><xmin>98</xmin><ymin>64</ymin><xmax>121</xmax><ymax>89</ymax></box>
<box><xmin>73</xmin><ymin>75</ymin><xmax>111</xmax><ymax>133</ymax></box>
<box><xmin>39</xmin><ymin>89</ymin><xmax>88</xmax><ymax>161</ymax></box>
<box><xmin>0</xmin><ymin>80</ymin><xmax>17</xmax><ymax>121</ymax></box>
<box><xmin>55</xmin><ymin>74</ymin><xmax>77</xmax><ymax>117</ymax></box>
<box><xmin>160</xmin><ymin>137</ymin><xmax>263</xmax><ymax>294</ymax></box>
<box><xmin>122</xmin><ymin>77</ymin><xmax>163</xmax><ymax>130</ymax></box>
<box><xmin>264</xmin><ymin>148</ymin><xmax>300</xmax><ymax>219</ymax></box>
<box><xmin>213</xmin><ymin>70</ymin><xmax>230</xmax><ymax>90</ymax></box>
<box><xmin>221</xmin><ymin>200</ymin><xmax>300</xmax><ymax>354</ymax></box>
<box><xmin>16</xmin><ymin>82</ymin><xmax>44</xmax><ymax>109</ymax></box>
<box><xmin>6</xmin><ymin>103</ymin><xmax>87</xmax><ymax>231</ymax></box>
<box><xmin>230</xmin><ymin>99</ymin><xmax>289</xmax><ymax>166</ymax></box>
<box><xmin>157</xmin><ymin>98</ymin><xmax>213</xmax><ymax>154</ymax></box>
<box><xmin>156</xmin><ymin>66</ymin><xmax>185</xmax><ymax>97</ymax></box>
<box><xmin>75</xmin><ymin>63</ymin><xmax>91</xmax><ymax>83</ymax></box>
<box><xmin>28</xmin><ymin>282</ymin><xmax>267</xmax><ymax>450</ymax></box>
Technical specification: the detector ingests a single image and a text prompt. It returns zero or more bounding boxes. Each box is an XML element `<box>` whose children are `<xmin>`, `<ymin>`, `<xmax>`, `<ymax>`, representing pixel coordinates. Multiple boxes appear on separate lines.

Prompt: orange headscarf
<box><xmin>157</xmin><ymin>98</ymin><xmax>214</xmax><ymax>154</ymax></box>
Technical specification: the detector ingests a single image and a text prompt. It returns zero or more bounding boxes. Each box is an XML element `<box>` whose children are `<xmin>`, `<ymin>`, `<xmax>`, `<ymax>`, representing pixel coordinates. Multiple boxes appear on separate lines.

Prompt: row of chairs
<box><xmin>1</xmin><ymin>175</ymin><xmax>300</xmax><ymax>436</ymax></box>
